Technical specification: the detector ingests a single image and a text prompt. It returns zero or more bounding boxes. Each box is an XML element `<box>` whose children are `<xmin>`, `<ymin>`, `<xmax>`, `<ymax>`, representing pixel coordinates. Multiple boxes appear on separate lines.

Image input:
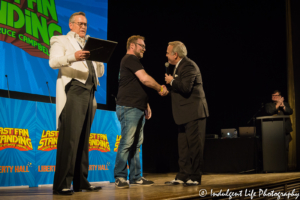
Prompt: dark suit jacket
<box><xmin>170</xmin><ymin>57</ymin><xmax>209</xmax><ymax>125</ymax></box>
<box><xmin>265</xmin><ymin>101</ymin><xmax>293</xmax><ymax>133</ymax></box>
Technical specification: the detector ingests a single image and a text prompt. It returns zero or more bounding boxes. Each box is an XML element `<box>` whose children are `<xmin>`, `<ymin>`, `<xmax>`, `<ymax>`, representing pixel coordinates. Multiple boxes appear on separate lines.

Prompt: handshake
<box><xmin>158</xmin><ymin>85</ymin><xmax>169</xmax><ymax>96</ymax></box>
<box><xmin>158</xmin><ymin>74</ymin><xmax>174</xmax><ymax>96</ymax></box>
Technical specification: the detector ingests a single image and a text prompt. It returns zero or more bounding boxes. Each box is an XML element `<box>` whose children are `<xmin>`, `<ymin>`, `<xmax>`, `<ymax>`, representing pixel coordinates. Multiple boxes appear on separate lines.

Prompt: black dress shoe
<box><xmin>183</xmin><ymin>179</ymin><xmax>200</xmax><ymax>186</ymax></box>
<box><xmin>53</xmin><ymin>189</ymin><xmax>74</xmax><ymax>195</ymax></box>
<box><xmin>165</xmin><ymin>179</ymin><xmax>185</xmax><ymax>185</ymax></box>
<box><xmin>74</xmin><ymin>186</ymin><xmax>102</xmax><ymax>192</ymax></box>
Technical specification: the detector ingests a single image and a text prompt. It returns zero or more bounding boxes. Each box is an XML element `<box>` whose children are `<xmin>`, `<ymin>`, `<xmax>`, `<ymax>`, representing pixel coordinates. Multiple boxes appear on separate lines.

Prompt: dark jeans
<box><xmin>114</xmin><ymin>105</ymin><xmax>145</xmax><ymax>182</ymax></box>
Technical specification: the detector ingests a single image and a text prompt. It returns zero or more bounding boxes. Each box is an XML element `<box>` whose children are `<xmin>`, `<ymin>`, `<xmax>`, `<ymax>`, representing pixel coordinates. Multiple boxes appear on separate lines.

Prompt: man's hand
<box><xmin>75</xmin><ymin>50</ymin><xmax>90</xmax><ymax>61</ymax></box>
<box><xmin>158</xmin><ymin>85</ymin><xmax>169</xmax><ymax>96</ymax></box>
<box><xmin>277</xmin><ymin>97</ymin><xmax>284</xmax><ymax>106</ymax></box>
<box><xmin>275</xmin><ymin>96</ymin><xmax>286</xmax><ymax>110</ymax></box>
<box><xmin>145</xmin><ymin>103</ymin><xmax>152</xmax><ymax>120</ymax></box>
<box><xmin>278</xmin><ymin>97</ymin><xmax>286</xmax><ymax>110</ymax></box>
<box><xmin>165</xmin><ymin>73</ymin><xmax>174</xmax><ymax>85</ymax></box>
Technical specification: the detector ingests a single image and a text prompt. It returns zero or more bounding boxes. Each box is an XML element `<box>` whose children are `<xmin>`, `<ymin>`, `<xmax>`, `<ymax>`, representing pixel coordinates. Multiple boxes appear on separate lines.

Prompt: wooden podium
<box><xmin>256</xmin><ymin>116</ymin><xmax>289</xmax><ymax>172</ymax></box>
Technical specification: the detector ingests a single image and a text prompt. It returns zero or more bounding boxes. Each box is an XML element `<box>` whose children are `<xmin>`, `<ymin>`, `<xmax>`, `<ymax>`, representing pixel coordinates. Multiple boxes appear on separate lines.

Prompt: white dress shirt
<box><xmin>171</xmin><ymin>58</ymin><xmax>183</xmax><ymax>86</ymax></box>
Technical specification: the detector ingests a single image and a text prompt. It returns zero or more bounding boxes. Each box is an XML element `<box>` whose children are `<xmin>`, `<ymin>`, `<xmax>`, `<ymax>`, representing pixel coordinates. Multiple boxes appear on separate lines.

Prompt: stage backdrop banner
<box><xmin>0</xmin><ymin>97</ymin><xmax>142</xmax><ymax>187</ymax></box>
<box><xmin>87</xmin><ymin>109</ymin><xmax>143</xmax><ymax>183</ymax></box>
<box><xmin>0</xmin><ymin>98</ymin><xmax>36</xmax><ymax>187</ymax></box>
<box><xmin>0</xmin><ymin>0</ymin><xmax>108</xmax><ymax>104</ymax></box>
<box><xmin>88</xmin><ymin>110</ymin><xmax>120</xmax><ymax>183</ymax></box>
<box><xmin>35</xmin><ymin>102</ymin><xmax>57</xmax><ymax>186</ymax></box>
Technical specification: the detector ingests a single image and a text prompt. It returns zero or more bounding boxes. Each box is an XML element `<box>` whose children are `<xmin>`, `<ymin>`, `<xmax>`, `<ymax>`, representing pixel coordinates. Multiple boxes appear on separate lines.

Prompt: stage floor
<box><xmin>0</xmin><ymin>172</ymin><xmax>300</xmax><ymax>200</ymax></box>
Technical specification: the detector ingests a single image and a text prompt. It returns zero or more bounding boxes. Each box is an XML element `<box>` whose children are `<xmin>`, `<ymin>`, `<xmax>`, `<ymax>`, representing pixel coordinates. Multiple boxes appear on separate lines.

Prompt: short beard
<box><xmin>134</xmin><ymin>50</ymin><xmax>143</xmax><ymax>59</ymax></box>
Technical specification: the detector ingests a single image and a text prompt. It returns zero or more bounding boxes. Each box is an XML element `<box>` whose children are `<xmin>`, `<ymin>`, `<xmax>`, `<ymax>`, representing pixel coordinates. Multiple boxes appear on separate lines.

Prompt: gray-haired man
<box><xmin>164</xmin><ymin>41</ymin><xmax>209</xmax><ymax>186</ymax></box>
<box><xmin>50</xmin><ymin>12</ymin><xmax>103</xmax><ymax>195</ymax></box>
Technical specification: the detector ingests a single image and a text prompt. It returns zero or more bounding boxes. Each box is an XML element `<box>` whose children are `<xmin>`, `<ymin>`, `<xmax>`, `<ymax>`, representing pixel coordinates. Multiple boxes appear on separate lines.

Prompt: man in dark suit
<box><xmin>265</xmin><ymin>90</ymin><xmax>293</xmax><ymax>150</ymax></box>
<box><xmin>164</xmin><ymin>41</ymin><xmax>209</xmax><ymax>186</ymax></box>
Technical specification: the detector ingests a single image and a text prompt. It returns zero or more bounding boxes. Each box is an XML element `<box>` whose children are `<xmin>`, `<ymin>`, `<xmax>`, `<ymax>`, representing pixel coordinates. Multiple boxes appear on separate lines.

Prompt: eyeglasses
<box><xmin>73</xmin><ymin>22</ymin><xmax>89</xmax><ymax>27</ymax></box>
<box><xmin>135</xmin><ymin>43</ymin><xmax>146</xmax><ymax>49</ymax></box>
<box><xmin>272</xmin><ymin>95</ymin><xmax>280</xmax><ymax>97</ymax></box>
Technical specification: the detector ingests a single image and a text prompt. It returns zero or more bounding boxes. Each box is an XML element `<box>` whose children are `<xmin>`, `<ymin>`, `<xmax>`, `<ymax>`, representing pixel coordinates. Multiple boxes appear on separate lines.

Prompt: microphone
<box><xmin>46</xmin><ymin>82</ymin><xmax>52</xmax><ymax>103</ymax></box>
<box><xmin>5</xmin><ymin>75</ymin><xmax>10</xmax><ymax>98</ymax></box>
<box><xmin>165</xmin><ymin>62</ymin><xmax>170</xmax><ymax>74</ymax></box>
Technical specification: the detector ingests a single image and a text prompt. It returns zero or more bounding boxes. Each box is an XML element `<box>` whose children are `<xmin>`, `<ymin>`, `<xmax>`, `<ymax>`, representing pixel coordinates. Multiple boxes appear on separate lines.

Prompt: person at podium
<box><xmin>265</xmin><ymin>90</ymin><xmax>293</xmax><ymax>150</ymax></box>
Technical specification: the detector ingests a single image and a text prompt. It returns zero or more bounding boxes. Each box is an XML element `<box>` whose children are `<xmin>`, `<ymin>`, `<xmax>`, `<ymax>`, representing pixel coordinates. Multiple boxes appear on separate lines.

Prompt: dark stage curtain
<box><xmin>203</xmin><ymin>138</ymin><xmax>260</xmax><ymax>173</ymax></box>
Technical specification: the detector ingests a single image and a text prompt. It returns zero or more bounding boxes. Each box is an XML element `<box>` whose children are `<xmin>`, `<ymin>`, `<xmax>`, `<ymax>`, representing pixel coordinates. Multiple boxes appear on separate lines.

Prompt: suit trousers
<box><xmin>53</xmin><ymin>85</ymin><xmax>94</xmax><ymax>191</ymax></box>
<box><xmin>176</xmin><ymin>118</ymin><xmax>206</xmax><ymax>183</ymax></box>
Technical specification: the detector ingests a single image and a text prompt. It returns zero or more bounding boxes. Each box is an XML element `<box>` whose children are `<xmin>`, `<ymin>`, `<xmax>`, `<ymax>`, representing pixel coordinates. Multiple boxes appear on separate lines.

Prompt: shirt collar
<box><xmin>175</xmin><ymin>58</ymin><xmax>183</xmax><ymax>69</ymax></box>
<box><xmin>67</xmin><ymin>31</ymin><xmax>89</xmax><ymax>40</ymax></box>
<box><xmin>67</xmin><ymin>31</ymin><xmax>90</xmax><ymax>47</ymax></box>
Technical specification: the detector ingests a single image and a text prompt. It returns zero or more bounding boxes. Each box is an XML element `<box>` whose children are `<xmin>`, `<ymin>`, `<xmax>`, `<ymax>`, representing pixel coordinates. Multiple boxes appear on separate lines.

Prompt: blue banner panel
<box><xmin>88</xmin><ymin>109</ymin><xmax>121</xmax><ymax>183</ymax></box>
<box><xmin>0</xmin><ymin>97</ymin><xmax>142</xmax><ymax>186</ymax></box>
<box><xmin>89</xmin><ymin>110</ymin><xmax>143</xmax><ymax>183</ymax></box>
<box><xmin>35</xmin><ymin>102</ymin><xmax>57</xmax><ymax>186</ymax></box>
<box><xmin>0</xmin><ymin>98</ymin><xmax>36</xmax><ymax>187</ymax></box>
<box><xmin>0</xmin><ymin>0</ymin><xmax>108</xmax><ymax>104</ymax></box>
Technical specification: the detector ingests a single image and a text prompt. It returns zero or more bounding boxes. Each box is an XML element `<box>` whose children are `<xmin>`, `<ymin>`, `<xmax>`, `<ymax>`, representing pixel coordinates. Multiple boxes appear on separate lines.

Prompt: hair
<box><xmin>273</xmin><ymin>90</ymin><xmax>281</xmax><ymax>95</ymax></box>
<box><xmin>126</xmin><ymin>35</ymin><xmax>145</xmax><ymax>50</ymax></box>
<box><xmin>69</xmin><ymin>12</ymin><xmax>86</xmax><ymax>23</ymax></box>
<box><xmin>168</xmin><ymin>41</ymin><xmax>187</xmax><ymax>58</ymax></box>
